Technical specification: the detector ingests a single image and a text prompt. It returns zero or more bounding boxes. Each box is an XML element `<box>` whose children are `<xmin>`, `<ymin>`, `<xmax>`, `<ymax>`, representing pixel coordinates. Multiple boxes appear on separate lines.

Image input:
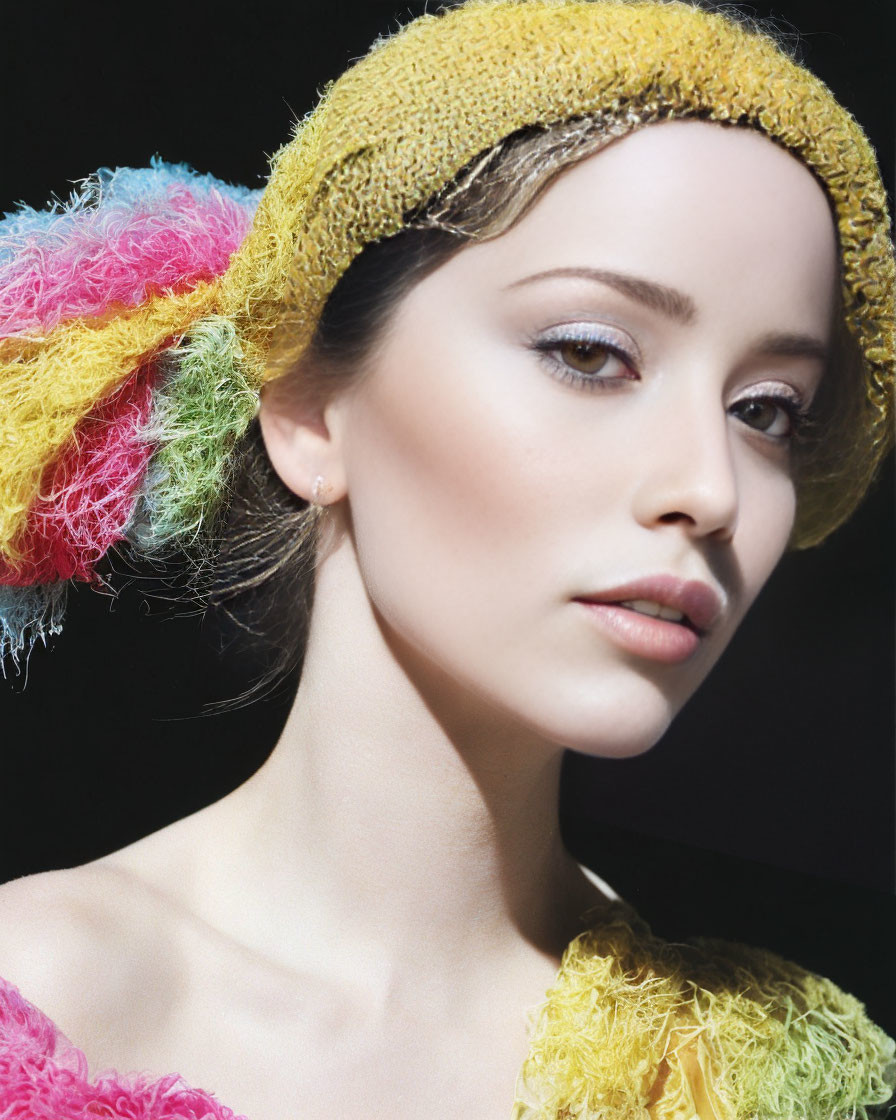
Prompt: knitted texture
<box><xmin>258</xmin><ymin>0</ymin><xmax>894</xmax><ymax>547</ymax></box>
<box><xmin>0</xmin><ymin>163</ymin><xmax>259</xmax><ymax>661</ymax></box>
<box><xmin>0</xmin><ymin>907</ymin><xmax>891</xmax><ymax>1119</ymax></box>
<box><xmin>1</xmin><ymin>0</ymin><xmax>893</xmax><ymax>661</ymax></box>
<box><xmin>513</xmin><ymin>905</ymin><xmax>896</xmax><ymax>1120</ymax></box>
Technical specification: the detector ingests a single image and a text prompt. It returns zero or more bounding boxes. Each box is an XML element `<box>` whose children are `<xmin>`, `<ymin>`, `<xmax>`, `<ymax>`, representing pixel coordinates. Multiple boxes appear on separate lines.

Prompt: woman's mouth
<box><xmin>576</xmin><ymin>600</ymin><xmax>699</xmax><ymax>662</ymax></box>
<box><xmin>573</xmin><ymin>577</ymin><xmax>722</xmax><ymax>664</ymax></box>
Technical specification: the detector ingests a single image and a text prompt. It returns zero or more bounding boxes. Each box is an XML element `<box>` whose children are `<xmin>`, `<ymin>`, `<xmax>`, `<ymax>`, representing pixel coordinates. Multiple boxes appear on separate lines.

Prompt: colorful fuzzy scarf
<box><xmin>0</xmin><ymin>161</ymin><xmax>260</xmax><ymax>666</ymax></box>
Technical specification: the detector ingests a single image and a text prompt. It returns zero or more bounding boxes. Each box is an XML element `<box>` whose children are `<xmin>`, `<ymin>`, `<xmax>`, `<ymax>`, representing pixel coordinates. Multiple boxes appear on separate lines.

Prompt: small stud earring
<box><xmin>311</xmin><ymin>474</ymin><xmax>327</xmax><ymax>508</ymax></box>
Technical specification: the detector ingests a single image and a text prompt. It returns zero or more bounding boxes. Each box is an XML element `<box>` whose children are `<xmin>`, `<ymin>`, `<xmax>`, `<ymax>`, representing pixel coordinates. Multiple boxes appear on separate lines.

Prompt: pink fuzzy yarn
<box><xmin>0</xmin><ymin>975</ymin><xmax>244</xmax><ymax>1119</ymax></box>
<box><xmin>0</xmin><ymin>362</ymin><xmax>156</xmax><ymax>585</ymax></box>
<box><xmin>0</xmin><ymin>171</ymin><xmax>256</xmax><ymax>339</ymax></box>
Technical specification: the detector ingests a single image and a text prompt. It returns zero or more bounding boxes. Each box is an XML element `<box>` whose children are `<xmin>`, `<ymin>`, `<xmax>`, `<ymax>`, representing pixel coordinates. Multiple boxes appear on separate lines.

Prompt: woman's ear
<box><xmin>257</xmin><ymin>378</ymin><xmax>348</xmax><ymax>506</ymax></box>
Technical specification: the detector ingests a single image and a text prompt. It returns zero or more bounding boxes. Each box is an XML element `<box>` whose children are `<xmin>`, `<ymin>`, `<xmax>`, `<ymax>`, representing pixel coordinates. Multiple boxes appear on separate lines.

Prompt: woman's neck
<box><xmin>157</xmin><ymin>537</ymin><xmax>598</xmax><ymax>993</ymax></box>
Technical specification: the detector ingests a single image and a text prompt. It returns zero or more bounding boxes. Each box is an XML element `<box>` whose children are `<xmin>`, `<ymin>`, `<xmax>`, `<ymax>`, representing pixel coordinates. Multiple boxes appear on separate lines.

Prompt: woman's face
<box><xmin>326</xmin><ymin>120</ymin><xmax>839</xmax><ymax>757</ymax></box>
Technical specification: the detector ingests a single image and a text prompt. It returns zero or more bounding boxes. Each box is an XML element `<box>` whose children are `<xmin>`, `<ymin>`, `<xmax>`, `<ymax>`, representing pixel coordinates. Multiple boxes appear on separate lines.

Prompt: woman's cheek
<box><xmin>343</xmin><ymin>340</ymin><xmax>547</xmax><ymax>594</ymax></box>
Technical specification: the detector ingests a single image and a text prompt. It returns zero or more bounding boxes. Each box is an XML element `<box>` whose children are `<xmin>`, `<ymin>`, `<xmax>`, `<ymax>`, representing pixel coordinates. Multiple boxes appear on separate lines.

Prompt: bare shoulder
<box><xmin>0</xmin><ymin>856</ymin><xmax>182</xmax><ymax>1047</ymax></box>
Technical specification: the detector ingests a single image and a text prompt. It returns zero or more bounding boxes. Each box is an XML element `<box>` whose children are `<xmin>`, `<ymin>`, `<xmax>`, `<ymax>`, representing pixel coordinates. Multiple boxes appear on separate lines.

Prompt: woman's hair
<box><xmin>208</xmin><ymin>113</ymin><xmax>865</xmax><ymax>705</ymax></box>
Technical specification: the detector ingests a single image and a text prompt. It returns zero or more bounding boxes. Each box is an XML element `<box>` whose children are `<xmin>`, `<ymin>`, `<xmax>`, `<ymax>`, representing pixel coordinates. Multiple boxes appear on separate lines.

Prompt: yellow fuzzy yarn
<box><xmin>3</xmin><ymin>0</ymin><xmax>893</xmax><ymax>556</ymax></box>
<box><xmin>513</xmin><ymin>905</ymin><xmax>896</xmax><ymax>1119</ymax></box>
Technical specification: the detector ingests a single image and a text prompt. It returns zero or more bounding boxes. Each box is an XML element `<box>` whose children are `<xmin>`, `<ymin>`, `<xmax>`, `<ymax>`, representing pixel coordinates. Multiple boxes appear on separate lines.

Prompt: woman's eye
<box><xmin>533</xmin><ymin>331</ymin><xmax>638</xmax><ymax>388</ymax></box>
<box><xmin>557</xmin><ymin>340</ymin><xmax>617</xmax><ymax>375</ymax></box>
<box><xmin>729</xmin><ymin>396</ymin><xmax>803</xmax><ymax>439</ymax></box>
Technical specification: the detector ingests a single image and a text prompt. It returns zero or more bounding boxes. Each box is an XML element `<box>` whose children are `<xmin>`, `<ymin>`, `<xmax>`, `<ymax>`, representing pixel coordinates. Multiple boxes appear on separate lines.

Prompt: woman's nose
<box><xmin>630</xmin><ymin>402</ymin><xmax>739</xmax><ymax>542</ymax></box>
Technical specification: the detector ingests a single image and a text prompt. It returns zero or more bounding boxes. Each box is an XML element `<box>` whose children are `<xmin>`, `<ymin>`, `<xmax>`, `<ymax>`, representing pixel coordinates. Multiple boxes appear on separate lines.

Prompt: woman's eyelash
<box><xmin>530</xmin><ymin>329</ymin><xmax>639</xmax><ymax>389</ymax></box>
<box><xmin>730</xmin><ymin>390</ymin><xmax>813</xmax><ymax>440</ymax></box>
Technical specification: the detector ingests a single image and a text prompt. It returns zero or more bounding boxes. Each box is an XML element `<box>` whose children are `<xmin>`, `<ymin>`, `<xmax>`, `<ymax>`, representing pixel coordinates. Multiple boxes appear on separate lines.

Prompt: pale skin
<box><xmin>0</xmin><ymin>121</ymin><xmax>838</xmax><ymax>1119</ymax></box>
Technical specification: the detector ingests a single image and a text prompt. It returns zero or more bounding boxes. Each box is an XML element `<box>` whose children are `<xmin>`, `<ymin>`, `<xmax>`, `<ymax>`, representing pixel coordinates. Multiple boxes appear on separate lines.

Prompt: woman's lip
<box><xmin>575</xmin><ymin>576</ymin><xmax>723</xmax><ymax>634</ymax></box>
<box><xmin>575</xmin><ymin>601</ymin><xmax>701</xmax><ymax>664</ymax></box>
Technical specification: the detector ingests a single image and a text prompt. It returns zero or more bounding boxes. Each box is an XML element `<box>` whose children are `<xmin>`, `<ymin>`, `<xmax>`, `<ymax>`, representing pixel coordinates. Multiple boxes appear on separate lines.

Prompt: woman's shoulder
<box><xmin>0</xmin><ymin>856</ymin><xmax>184</xmax><ymax>1053</ymax></box>
<box><xmin>515</xmin><ymin>899</ymin><xmax>896</xmax><ymax>1120</ymax></box>
<box><xmin>0</xmin><ymin>795</ymin><xmax>229</xmax><ymax>1017</ymax></box>
<box><xmin>0</xmin><ymin>868</ymin><xmax>241</xmax><ymax>1120</ymax></box>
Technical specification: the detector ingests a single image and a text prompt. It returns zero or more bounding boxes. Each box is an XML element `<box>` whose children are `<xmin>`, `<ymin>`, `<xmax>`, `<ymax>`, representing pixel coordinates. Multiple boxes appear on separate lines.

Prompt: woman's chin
<box><xmin>553</xmin><ymin>721</ymin><xmax>669</xmax><ymax>760</ymax></box>
<box><xmin>436</xmin><ymin>661</ymin><xmax>688</xmax><ymax>760</ymax></box>
<box><xmin>513</xmin><ymin>688</ymin><xmax>677</xmax><ymax>760</ymax></box>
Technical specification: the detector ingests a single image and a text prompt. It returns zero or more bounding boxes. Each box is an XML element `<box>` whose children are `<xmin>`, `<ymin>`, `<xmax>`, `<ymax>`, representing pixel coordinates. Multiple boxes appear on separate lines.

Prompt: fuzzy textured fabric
<box><xmin>0</xmin><ymin>363</ymin><xmax>157</xmax><ymax>667</ymax></box>
<box><xmin>1</xmin><ymin>0</ymin><xmax>894</xmax><ymax>663</ymax></box>
<box><xmin>0</xmin><ymin>162</ymin><xmax>259</xmax><ymax>560</ymax></box>
<box><xmin>0</xmin><ymin>165</ymin><xmax>258</xmax><ymax>660</ymax></box>
<box><xmin>0</xmin><ymin>974</ymin><xmax>243</xmax><ymax>1119</ymax></box>
<box><xmin>0</xmin><ymin>582</ymin><xmax>66</xmax><ymax>669</ymax></box>
<box><xmin>1</xmin><ymin>362</ymin><xmax>157</xmax><ymax>587</ymax></box>
<box><xmin>0</xmin><ymin>159</ymin><xmax>259</xmax><ymax>340</ymax></box>
<box><xmin>126</xmin><ymin>316</ymin><xmax>260</xmax><ymax>555</ymax></box>
<box><xmin>255</xmin><ymin>0</ymin><xmax>895</xmax><ymax>546</ymax></box>
<box><xmin>514</xmin><ymin>905</ymin><xmax>896</xmax><ymax>1119</ymax></box>
<box><xmin>0</xmin><ymin>905</ymin><xmax>892</xmax><ymax>1119</ymax></box>
<box><xmin>0</xmin><ymin>283</ymin><xmax>217</xmax><ymax>561</ymax></box>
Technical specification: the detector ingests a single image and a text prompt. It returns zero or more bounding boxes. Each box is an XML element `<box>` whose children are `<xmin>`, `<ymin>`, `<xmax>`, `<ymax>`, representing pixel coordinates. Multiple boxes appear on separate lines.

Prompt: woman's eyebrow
<box><xmin>504</xmin><ymin>267</ymin><xmax>697</xmax><ymax>324</ymax></box>
<box><xmin>504</xmin><ymin>269</ymin><xmax>830</xmax><ymax>361</ymax></box>
<box><xmin>752</xmin><ymin>331</ymin><xmax>830</xmax><ymax>363</ymax></box>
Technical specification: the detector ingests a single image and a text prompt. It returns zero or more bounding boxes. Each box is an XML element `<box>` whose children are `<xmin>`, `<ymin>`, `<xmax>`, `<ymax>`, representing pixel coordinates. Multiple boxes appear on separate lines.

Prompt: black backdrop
<box><xmin>1</xmin><ymin>1</ymin><xmax>893</xmax><ymax>1032</ymax></box>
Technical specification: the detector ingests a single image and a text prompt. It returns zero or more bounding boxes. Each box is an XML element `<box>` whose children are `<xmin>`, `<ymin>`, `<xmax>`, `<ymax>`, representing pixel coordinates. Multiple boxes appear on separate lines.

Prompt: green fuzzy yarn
<box><xmin>691</xmin><ymin>938</ymin><xmax>896</xmax><ymax>1119</ymax></box>
<box><xmin>127</xmin><ymin>315</ymin><xmax>260</xmax><ymax>556</ymax></box>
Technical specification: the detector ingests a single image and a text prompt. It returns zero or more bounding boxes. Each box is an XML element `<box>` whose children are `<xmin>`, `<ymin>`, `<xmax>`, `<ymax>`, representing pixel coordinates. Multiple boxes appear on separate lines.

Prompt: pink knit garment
<box><xmin>0</xmin><ymin>976</ymin><xmax>245</xmax><ymax>1119</ymax></box>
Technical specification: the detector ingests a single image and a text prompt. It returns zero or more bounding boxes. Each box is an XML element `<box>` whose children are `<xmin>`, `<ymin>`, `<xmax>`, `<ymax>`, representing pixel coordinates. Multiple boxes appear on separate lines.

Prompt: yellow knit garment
<box><xmin>2</xmin><ymin>0</ymin><xmax>893</xmax><ymax>557</ymax></box>
<box><xmin>513</xmin><ymin>904</ymin><xmax>896</xmax><ymax>1119</ymax></box>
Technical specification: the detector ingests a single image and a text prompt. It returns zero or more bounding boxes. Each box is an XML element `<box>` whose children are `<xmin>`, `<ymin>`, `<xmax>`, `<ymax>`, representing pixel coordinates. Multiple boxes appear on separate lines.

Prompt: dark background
<box><xmin>1</xmin><ymin>1</ymin><xmax>893</xmax><ymax>1033</ymax></box>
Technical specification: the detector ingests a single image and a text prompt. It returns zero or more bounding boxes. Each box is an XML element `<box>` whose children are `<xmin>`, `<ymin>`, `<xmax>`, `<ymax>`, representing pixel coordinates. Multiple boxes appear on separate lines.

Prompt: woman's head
<box><xmin>247</xmin><ymin>0</ymin><xmax>890</xmax><ymax>527</ymax></box>
<box><xmin>252</xmin><ymin>117</ymin><xmax>838</xmax><ymax>753</ymax></box>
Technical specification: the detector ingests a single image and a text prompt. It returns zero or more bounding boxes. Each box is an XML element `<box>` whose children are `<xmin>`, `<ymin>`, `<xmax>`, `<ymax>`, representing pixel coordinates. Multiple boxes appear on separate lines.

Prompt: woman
<box><xmin>0</xmin><ymin>1</ymin><xmax>893</xmax><ymax>1117</ymax></box>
